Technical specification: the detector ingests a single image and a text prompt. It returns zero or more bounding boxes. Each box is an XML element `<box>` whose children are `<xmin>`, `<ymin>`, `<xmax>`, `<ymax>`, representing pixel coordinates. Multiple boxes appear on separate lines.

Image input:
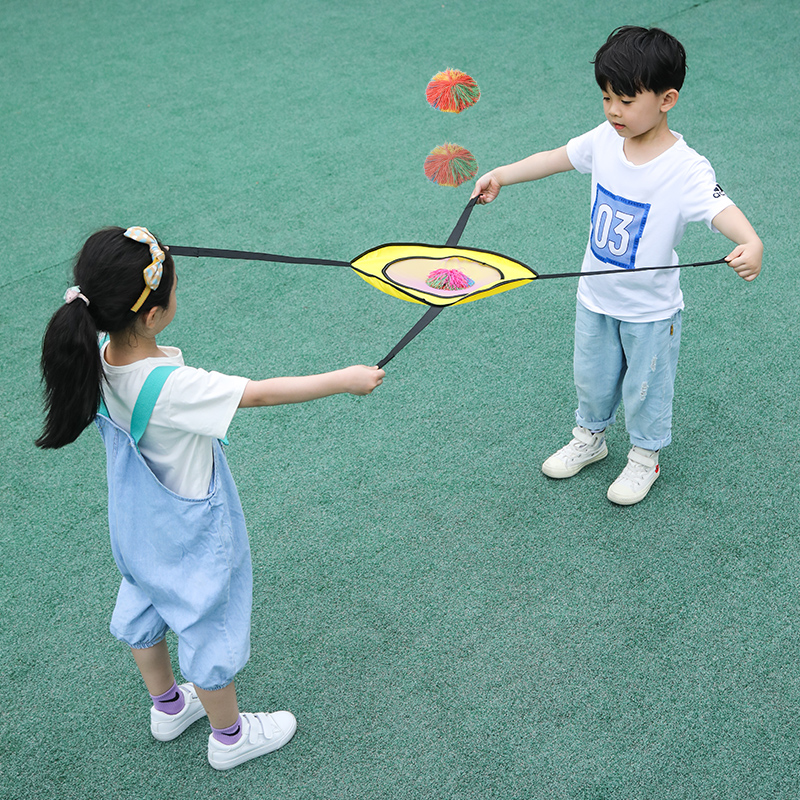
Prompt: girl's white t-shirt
<box><xmin>566</xmin><ymin>122</ymin><xmax>734</xmax><ymax>322</ymax></box>
<box><xmin>101</xmin><ymin>343</ymin><xmax>249</xmax><ymax>499</ymax></box>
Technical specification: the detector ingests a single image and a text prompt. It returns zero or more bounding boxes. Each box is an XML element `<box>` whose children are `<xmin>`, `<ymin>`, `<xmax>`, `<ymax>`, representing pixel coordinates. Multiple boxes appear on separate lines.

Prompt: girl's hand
<box><xmin>725</xmin><ymin>239</ymin><xmax>763</xmax><ymax>282</ymax></box>
<box><xmin>471</xmin><ymin>172</ymin><xmax>502</xmax><ymax>204</ymax></box>
<box><xmin>342</xmin><ymin>365</ymin><xmax>385</xmax><ymax>395</ymax></box>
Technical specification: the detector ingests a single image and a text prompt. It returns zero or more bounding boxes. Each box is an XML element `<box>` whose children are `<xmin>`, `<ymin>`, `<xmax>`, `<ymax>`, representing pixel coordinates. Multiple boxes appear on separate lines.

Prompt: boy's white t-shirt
<box><xmin>101</xmin><ymin>343</ymin><xmax>249</xmax><ymax>499</ymax></box>
<box><xmin>566</xmin><ymin>122</ymin><xmax>734</xmax><ymax>322</ymax></box>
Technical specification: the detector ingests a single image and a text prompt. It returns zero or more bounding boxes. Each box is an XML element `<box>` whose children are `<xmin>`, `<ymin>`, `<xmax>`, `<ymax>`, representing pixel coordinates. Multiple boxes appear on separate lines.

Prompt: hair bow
<box><xmin>124</xmin><ymin>226</ymin><xmax>165</xmax><ymax>312</ymax></box>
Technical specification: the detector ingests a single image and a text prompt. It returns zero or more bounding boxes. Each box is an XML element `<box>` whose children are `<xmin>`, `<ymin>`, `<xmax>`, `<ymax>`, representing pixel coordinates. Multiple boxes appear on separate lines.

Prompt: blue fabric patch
<box><xmin>590</xmin><ymin>184</ymin><xmax>650</xmax><ymax>269</ymax></box>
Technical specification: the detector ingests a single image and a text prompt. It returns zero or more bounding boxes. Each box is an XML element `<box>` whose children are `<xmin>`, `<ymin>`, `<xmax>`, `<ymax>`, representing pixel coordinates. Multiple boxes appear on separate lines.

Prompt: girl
<box><xmin>37</xmin><ymin>226</ymin><xmax>384</xmax><ymax>770</ymax></box>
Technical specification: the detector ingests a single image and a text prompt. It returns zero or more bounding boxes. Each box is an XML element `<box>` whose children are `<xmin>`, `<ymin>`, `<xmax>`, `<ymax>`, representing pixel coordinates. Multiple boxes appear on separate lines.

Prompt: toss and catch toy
<box><xmin>168</xmin><ymin>70</ymin><xmax>726</xmax><ymax>369</ymax></box>
<box><xmin>425</xmin><ymin>69</ymin><xmax>481</xmax><ymax>113</ymax></box>
<box><xmin>169</xmin><ymin>198</ymin><xmax>726</xmax><ymax>369</ymax></box>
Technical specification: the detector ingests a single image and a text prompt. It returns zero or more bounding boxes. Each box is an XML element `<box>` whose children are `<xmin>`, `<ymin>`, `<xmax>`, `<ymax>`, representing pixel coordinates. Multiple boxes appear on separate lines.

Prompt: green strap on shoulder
<box><xmin>98</xmin><ymin>336</ymin><xmax>110</xmax><ymax>418</ymax></box>
<box><xmin>129</xmin><ymin>366</ymin><xmax>179</xmax><ymax>445</ymax></box>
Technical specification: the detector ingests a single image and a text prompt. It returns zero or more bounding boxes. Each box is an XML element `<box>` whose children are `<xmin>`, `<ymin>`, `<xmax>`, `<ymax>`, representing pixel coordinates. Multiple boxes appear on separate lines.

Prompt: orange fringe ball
<box><xmin>426</xmin><ymin>68</ymin><xmax>481</xmax><ymax>113</ymax></box>
<box><xmin>424</xmin><ymin>143</ymin><xmax>478</xmax><ymax>188</ymax></box>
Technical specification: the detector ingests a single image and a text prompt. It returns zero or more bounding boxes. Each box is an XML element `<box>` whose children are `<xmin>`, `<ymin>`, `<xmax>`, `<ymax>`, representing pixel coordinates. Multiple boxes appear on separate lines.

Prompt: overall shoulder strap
<box><xmin>130</xmin><ymin>365</ymin><xmax>180</xmax><ymax>445</ymax></box>
<box><xmin>98</xmin><ymin>335</ymin><xmax>111</xmax><ymax>418</ymax></box>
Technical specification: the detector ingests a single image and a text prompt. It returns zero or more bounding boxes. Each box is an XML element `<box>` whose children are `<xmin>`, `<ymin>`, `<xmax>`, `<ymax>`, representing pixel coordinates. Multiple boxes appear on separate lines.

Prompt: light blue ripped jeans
<box><xmin>573</xmin><ymin>301</ymin><xmax>682</xmax><ymax>451</ymax></box>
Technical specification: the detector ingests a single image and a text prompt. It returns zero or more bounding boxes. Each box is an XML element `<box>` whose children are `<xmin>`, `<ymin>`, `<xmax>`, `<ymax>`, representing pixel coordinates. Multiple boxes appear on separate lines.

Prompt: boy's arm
<box><xmin>239</xmin><ymin>365</ymin><xmax>384</xmax><ymax>408</ymax></box>
<box><xmin>712</xmin><ymin>205</ymin><xmax>763</xmax><ymax>282</ymax></box>
<box><xmin>471</xmin><ymin>145</ymin><xmax>574</xmax><ymax>204</ymax></box>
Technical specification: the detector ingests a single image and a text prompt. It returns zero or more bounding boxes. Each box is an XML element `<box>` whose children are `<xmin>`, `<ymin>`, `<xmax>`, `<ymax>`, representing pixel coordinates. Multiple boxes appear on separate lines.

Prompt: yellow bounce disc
<box><xmin>350</xmin><ymin>243</ymin><xmax>538</xmax><ymax>307</ymax></box>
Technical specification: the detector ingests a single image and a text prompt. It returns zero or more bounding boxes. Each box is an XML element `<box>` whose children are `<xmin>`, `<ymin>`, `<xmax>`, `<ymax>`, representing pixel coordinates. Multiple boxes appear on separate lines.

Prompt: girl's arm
<box><xmin>239</xmin><ymin>365</ymin><xmax>384</xmax><ymax>408</ymax></box>
<box><xmin>471</xmin><ymin>145</ymin><xmax>574</xmax><ymax>204</ymax></box>
<box><xmin>712</xmin><ymin>205</ymin><xmax>763</xmax><ymax>282</ymax></box>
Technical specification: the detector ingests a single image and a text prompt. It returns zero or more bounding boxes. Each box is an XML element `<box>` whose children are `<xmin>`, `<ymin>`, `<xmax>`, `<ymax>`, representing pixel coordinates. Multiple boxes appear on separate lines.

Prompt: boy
<box><xmin>472</xmin><ymin>26</ymin><xmax>762</xmax><ymax>505</ymax></box>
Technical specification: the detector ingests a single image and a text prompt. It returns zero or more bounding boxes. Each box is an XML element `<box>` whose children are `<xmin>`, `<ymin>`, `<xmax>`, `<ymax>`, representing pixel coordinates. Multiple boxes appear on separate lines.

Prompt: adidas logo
<box><xmin>713</xmin><ymin>183</ymin><xmax>726</xmax><ymax>199</ymax></box>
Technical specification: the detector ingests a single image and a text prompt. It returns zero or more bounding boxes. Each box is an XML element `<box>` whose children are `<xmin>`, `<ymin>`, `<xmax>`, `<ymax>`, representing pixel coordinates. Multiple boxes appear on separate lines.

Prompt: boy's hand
<box><xmin>342</xmin><ymin>365</ymin><xmax>385</xmax><ymax>395</ymax></box>
<box><xmin>725</xmin><ymin>239</ymin><xmax>763</xmax><ymax>282</ymax></box>
<box><xmin>471</xmin><ymin>172</ymin><xmax>502</xmax><ymax>204</ymax></box>
<box><xmin>712</xmin><ymin>205</ymin><xmax>762</xmax><ymax>282</ymax></box>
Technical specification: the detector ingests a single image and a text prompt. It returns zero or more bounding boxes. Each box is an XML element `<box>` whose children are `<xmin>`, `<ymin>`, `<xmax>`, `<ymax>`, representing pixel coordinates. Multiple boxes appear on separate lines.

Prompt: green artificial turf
<box><xmin>1</xmin><ymin>1</ymin><xmax>799</xmax><ymax>798</ymax></box>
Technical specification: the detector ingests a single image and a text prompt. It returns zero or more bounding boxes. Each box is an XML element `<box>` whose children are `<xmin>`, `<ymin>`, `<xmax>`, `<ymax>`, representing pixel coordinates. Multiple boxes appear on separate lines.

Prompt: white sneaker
<box><xmin>207</xmin><ymin>711</ymin><xmax>297</xmax><ymax>771</ymax></box>
<box><xmin>541</xmin><ymin>426</ymin><xmax>608</xmax><ymax>478</ymax></box>
<box><xmin>150</xmin><ymin>683</ymin><xmax>208</xmax><ymax>742</ymax></box>
<box><xmin>607</xmin><ymin>446</ymin><xmax>660</xmax><ymax>505</ymax></box>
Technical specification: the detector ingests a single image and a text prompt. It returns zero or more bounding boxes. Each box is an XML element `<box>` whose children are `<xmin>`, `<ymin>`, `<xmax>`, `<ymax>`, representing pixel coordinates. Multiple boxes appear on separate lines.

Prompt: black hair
<box><xmin>593</xmin><ymin>26</ymin><xmax>687</xmax><ymax>97</ymax></box>
<box><xmin>36</xmin><ymin>227</ymin><xmax>175</xmax><ymax>449</ymax></box>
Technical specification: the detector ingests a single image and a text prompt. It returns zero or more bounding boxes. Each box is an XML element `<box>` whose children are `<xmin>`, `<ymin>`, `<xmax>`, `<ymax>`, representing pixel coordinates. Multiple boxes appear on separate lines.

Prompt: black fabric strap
<box><xmin>445</xmin><ymin>196</ymin><xmax>478</xmax><ymax>247</ymax></box>
<box><xmin>168</xmin><ymin>244</ymin><xmax>350</xmax><ymax>268</ymax></box>
<box><xmin>375</xmin><ymin>254</ymin><xmax>727</xmax><ymax>367</ymax></box>
<box><xmin>536</xmin><ymin>258</ymin><xmax>727</xmax><ymax>280</ymax></box>
<box><xmin>377</xmin><ymin>198</ymin><xmax>478</xmax><ymax>367</ymax></box>
<box><xmin>377</xmin><ymin>305</ymin><xmax>444</xmax><ymax>369</ymax></box>
<box><xmin>169</xmin><ymin>205</ymin><xmax>727</xmax><ymax>369</ymax></box>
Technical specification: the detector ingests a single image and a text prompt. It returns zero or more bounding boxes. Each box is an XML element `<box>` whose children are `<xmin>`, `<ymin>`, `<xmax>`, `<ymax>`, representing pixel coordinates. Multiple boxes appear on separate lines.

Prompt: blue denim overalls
<box><xmin>96</xmin><ymin>366</ymin><xmax>252</xmax><ymax>691</ymax></box>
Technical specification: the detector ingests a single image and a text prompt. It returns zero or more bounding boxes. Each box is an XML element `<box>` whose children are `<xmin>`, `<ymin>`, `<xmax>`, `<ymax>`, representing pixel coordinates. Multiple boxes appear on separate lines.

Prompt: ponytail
<box><xmin>36</xmin><ymin>300</ymin><xmax>104</xmax><ymax>448</ymax></box>
<box><xmin>36</xmin><ymin>227</ymin><xmax>175</xmax><ymax>449</ymax></box>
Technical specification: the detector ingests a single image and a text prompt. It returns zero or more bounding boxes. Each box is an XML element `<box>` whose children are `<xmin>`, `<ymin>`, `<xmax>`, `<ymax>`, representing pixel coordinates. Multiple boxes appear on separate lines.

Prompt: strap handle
<box><xmin>445</xmin><ymin>196</ymin><xmax>478</xmax><ymax>247</ymax></box>
<box><xmin>376</xmin><ymin>198</ymin><xmax>477</xmax><ymax>368</ymax></box>
<box><xmin>377</xmin><ymin>306</ymin><xmax>444</xmax><ymax>369</ymax></box>
<box><xmin>168</xmin><ymin>244</ymin><xmax>350</xmax><ymax>268</ymax></box>
<box><xmin>129</xmin><ymin>366</ymin><xmax>179</xmax><ymax>445</ymax></box>
<box><xmin>535</xmin><ymin>257</ymin><xmax>728</xmax><ymax>280</ymax></box>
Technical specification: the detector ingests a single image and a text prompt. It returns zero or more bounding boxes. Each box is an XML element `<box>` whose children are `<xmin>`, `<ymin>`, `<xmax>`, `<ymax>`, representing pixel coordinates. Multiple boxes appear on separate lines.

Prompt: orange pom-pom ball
<box><xmin>425</xmin><ymin>69</ymin><xmax>481</xmax><ymax>113</ymax></box>
<box><xmin>423</xmin><ymin>143</ymin><xmax>478</xmax><ymax>187</ymax></box>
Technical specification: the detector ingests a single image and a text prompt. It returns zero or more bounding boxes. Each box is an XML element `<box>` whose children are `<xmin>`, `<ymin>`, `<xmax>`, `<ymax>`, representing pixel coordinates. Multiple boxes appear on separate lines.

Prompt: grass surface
<box><xmin>1</xmin><ymin>1</ymin><xmax>799</xmax><ymax>798</ymax></box>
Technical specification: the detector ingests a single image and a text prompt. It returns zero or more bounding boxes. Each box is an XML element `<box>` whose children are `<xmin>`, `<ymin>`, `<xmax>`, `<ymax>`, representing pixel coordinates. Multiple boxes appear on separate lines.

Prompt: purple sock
<box><xmin>151</xmin><ymin>682</ymin><xmax>186</xmax><ymax>715</ymax></box>
<box><xmin>211</xmin><ymin>714</ymin><xmax>243</xmax><ymax>745</ymax></box>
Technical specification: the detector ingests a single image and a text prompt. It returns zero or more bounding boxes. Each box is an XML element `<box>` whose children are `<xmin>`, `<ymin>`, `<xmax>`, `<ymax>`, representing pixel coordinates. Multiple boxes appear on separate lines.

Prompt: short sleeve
<box><xmin>566</xmin><ymin>125</ymin><xmax>601</xmax><ymax>175</ymax></box>
<box><xmin>160</xmin><ymin>367</ymin><xmax>249</xmax><ymax>440</ymax></box>
<box><xmin>680</xmin><ymin>159</ymin><xmax>735</xmax><ymax>231</ymax></box>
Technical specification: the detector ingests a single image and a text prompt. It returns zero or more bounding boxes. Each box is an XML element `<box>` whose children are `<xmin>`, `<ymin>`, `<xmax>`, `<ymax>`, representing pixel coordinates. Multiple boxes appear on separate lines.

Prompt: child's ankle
<box><xmin>150</xmin><ymin>682</ymin><xmax>186</xmax><ymax>715</ymax></box>
<box><xmin>211</xmin><ymin>714</ymin><xmax>243</xmax><ymax>745</ymax></box>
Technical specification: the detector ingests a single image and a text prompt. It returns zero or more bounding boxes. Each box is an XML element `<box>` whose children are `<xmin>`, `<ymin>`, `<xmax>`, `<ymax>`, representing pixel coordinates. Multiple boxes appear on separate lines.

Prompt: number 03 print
<box><xmin>590</xmin><ymin>184</ymin><xmax>650</xmax><ymax>270</ymax></box>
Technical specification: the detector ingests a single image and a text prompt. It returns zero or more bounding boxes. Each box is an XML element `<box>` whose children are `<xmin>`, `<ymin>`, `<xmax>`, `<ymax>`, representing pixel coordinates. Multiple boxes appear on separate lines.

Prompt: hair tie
<box><xmin>64</xmin><ymin>286</ymin><xmax>90</xmax><ymax>306</ymax></box>
<box><xmin>123</xmin><ymin>226</ymin><xmax>165</xmax><ymax>312</ymax></box>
